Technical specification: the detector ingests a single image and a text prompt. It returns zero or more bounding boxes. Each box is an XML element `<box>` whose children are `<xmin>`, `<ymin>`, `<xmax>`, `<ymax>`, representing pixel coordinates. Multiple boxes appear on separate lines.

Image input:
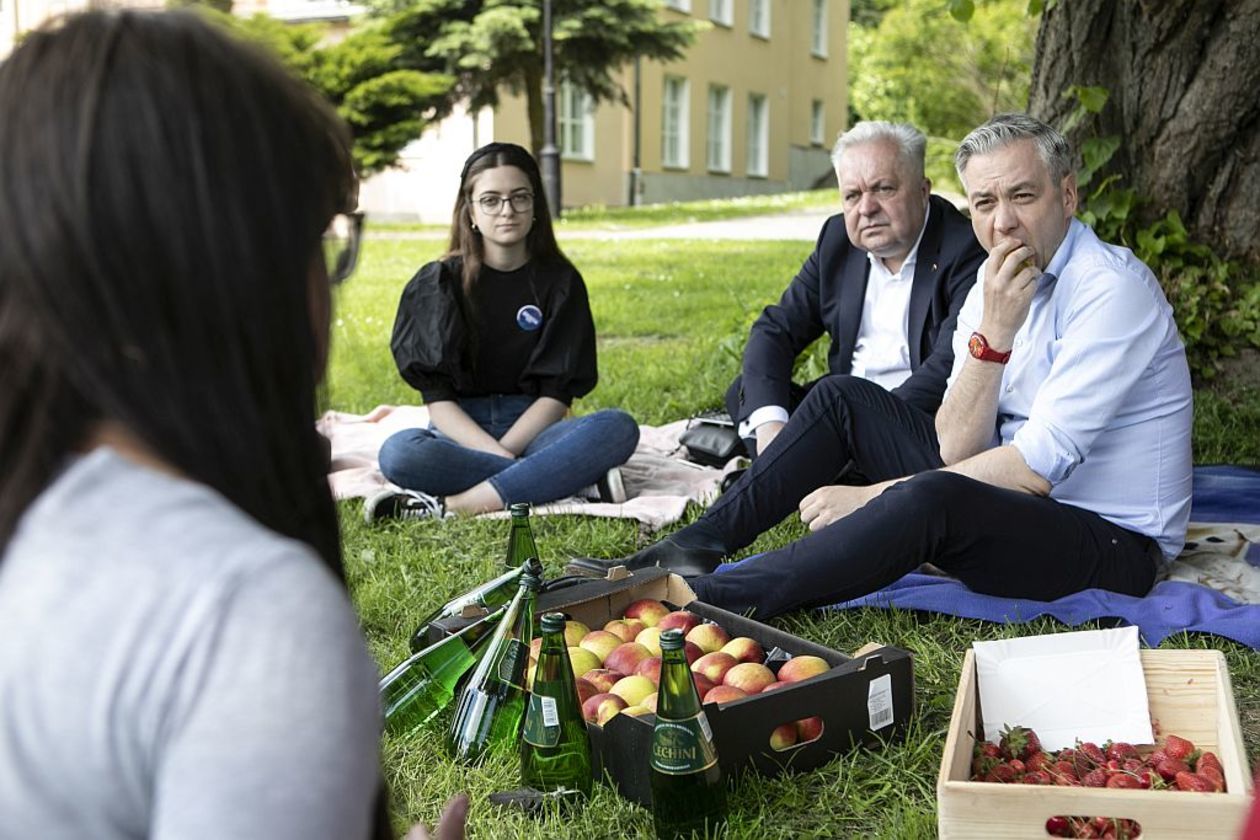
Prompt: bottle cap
<box><xmin>540</xmin><ymin>612</ymin><xmax>567</xmax><ymax>633</ymax></box>
<box><xmin>521</xmin><ymin>570</ymin><xmax>543</xmax><ymax>590</ymax></box>
<box><xmin>659</xmin><ymin>628</ymin><xmax>685</xmax><ymax>650</ymax></box>
<box><xmin>510</xmin><ymin>502</ymin><xmax>531</xmax><ymax>516</ymax></box>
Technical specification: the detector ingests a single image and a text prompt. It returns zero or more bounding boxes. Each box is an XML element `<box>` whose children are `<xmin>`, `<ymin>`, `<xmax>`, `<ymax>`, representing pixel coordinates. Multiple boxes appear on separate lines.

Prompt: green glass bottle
<box><xmin>408</xmin><ymin>557</ymin><xmax>542</xmax><ymax>652</ymax></box>
<box><xmin>504</xmin><ymin>503</ymin><xmax>540</xmax><ymax>570</ymax></box>
<box><xmin>380</xmin><ymin>605</ymin><xmax>506</xmax><ymax>738</ymax></box>
<box><xmin>520</xmin><ymin>612</ymin><xmax>593</xmax><ymax>797</ymax></box>
<box><xmin>446</xmin><ymin>567</ymin><xmax>542</xmax><ymax>763</ymax></box>
<box><xmin>649</xmin><ymin>628</ymin><xmax>727</xmax><ymax>839</ymax></box>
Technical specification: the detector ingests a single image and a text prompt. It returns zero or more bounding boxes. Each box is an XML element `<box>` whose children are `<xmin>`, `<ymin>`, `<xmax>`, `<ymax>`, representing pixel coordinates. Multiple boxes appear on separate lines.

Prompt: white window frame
<box><xmin>665</xmin><ymin>0</ymin><xmax>691</xmax><ymax>12</ymax></box>
<box><xmin>706</xmin><ymin>84</ymin><xmax>731</xmax><ymax>173</ymax></box>
<box><xmin>746</xmin><ymin>93</ymin><xmax>768</xmax><ymax>177</ymax></box>
<box><xmin>749</xmin><ymin>0</ymin><xmax>771</xmax><ymax>38</ymax></box>
<box><xmin>558</xmin><ymin>81</ymin><xmax>595</xmax><ymax>161</ymax></box>
<box><xmin>810</xmin><ymin>99</ymin><xmax>825</xmax><ymax>146</ymax></box>
<box><xmin>662</xmin><ymin>76</ymin><xmax>691</xmax><ymax>169</ymax></box>
<box><xmin>811</xmin><ymin>0</ymin><xmax>829</xmax><ymax>58</ymax></box>
<box><xmin>708</xmin><ymin>0</ymin><xmax>732</xmax><ymax>26</ymax></box>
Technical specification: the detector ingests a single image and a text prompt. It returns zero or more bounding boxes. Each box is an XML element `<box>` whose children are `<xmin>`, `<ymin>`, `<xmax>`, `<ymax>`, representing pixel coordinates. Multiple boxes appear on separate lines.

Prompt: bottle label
<box><xmin>650</xmin><ymin>712</ymin><xmax>718</xmax><ymax>775</ymax></box>
<box><xmin>497</xmin><ymin>639</ymin><xmax>528</xmax><ymax>689</ymax></box>
<box><xmin>522</xmin><ymin>694</ymin><xmax>561</xmax><ymax>748</ymax></box>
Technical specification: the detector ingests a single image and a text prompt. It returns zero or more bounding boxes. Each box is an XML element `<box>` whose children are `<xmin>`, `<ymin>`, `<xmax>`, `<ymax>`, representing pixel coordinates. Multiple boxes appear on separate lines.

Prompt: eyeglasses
<box><xmin>476</xmin><ymin>192</ymin><xmax>534</xmax><ymax>214</ymax></box>
<box><xmin>322</xmin><ymin>211</ymin><xmax>364</xmax><ymax>285</ymax></box>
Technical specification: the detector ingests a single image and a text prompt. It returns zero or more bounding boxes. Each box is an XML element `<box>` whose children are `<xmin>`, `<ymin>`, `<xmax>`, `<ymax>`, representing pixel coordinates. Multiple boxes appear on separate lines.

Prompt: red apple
<box><xmin>622</xmin><ymin>705</ymin><xmax>652</xmax><ymax>718</ymax></box>
<box><xmin>575</xmin><ymin>677</ymin><xmax>599</xmax><ymax>706</ymax></box>
<box><xmin>563</xmin><ymin>620</ymin><xmax>590</xmax><ymax>648</ymax></box>
<box><xmin>581</xmin><ymin>668</ymin><xmax>620</xmax><ymax>694</ymax></box>
<box><xmin>761</xmin><ymin>681</ymin><xmax>788</xmax><ymax>693</ymax></box>
<box><xmin>603</xmin><ymin>642</ymin><xmax>652</xmax><ymax>676</ymax></box>
<box><xmin>691</xmin><ymin>651</ymin><xmax>738</xmax><ymax>684</ymax></box>
<box><xmin>582</xmin><ymin>692</ymin><xmax>628</xmax><ymax>725</ymax></box>
<box><xmin>682</xmin><ymin>641</ymin><xmax>704</xmax><ymax>666</ymax></box>
<box><xmin>657</xmin><ymin>610</ymin><xmax>701</xmax><ymax>635</ymax></box>
<box><xmin>769</xmin><ymin>722</ymin><xmax>799</xmax><ymax>751</ymax></box>
<box><xmin>777</xmin><ymin>655</ymin><xmax>830</xmax><ymax>684</ymax></box>
<box><xmin>578</xmin><ymin>630</ymin><xmax>622</xmax><ymax>664</ymax></box>
<box><xmin>796</xmin><ymin>716</ymin><xmax>824</xmax><ymax>743</ymax></box>
<box><xmin>703</xmin><ymin>684</ymin><xmax>749</xmax><ymax>706</ymax></box>
<box><xmin>603</xmin><ymin>619</ymin><xmax>640</xmax><ymax>643</ymax></box>
<box><xmin>623</xmin><ymin>598</ymin><xmax>669</xmax><ymax>627</ymax></box>
<box><xmin>692</xmin><ymin>672</ymin><xmax>716</xmax><ymax>699</ymax></box>
<box><xmin>686</xmin><ymin>623</ymin><xmax>731</xmax><ymax>655</ymax></box>
<box><xmin>720</xmin><ymin>636</ymin><xmax>766</xmax><ymax>664</ymax></box>
<box><xmin>568</xmin><ymin>646</ymin><xmax>601</xmax><ymax>678</ymax></box>
<box><xmin>528</xmin><ymin>637</ymin><xmax>543</xmax><ymax>663</ymax></box>
<box><xmin>634</xmin><ymin>656</ymin><xmax>663</xmax><ymax>686</ymax></box>
<box><xmin>723</xmin><ymin>662</ymin><xmax>775</xmax><ymax>694</ymax></box>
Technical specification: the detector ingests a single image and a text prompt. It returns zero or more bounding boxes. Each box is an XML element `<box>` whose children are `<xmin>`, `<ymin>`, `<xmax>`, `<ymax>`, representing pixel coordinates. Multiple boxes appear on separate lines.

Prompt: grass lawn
<box><xmin>331</xmin><ymin>232</ymin><xmax>1260</xmax><ymax>838</ymax></box>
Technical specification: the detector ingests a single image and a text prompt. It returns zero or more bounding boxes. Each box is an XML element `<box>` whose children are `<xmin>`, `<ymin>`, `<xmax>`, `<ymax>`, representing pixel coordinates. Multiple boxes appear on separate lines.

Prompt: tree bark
<box><xmin>1028</xmin><ymin>0</ymin><xmax>1260</xmax><ymax>265</ymax></box>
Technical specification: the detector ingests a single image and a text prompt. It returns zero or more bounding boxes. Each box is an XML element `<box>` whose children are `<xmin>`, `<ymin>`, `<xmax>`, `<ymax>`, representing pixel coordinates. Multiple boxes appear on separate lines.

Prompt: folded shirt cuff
<box><xmin>1011</xmin><ymin>420</ymin><xmax>1080</xmax><ymax>486</ymax></box>
<box><xmin>738</xmin><ymin>405</ymin><xmax>790</xmax><ymax>439</ymax></box>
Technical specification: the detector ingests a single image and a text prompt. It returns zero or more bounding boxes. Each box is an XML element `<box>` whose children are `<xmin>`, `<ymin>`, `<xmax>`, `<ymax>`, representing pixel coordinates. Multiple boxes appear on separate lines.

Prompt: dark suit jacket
<box><xmin>737</xmin><ymin>194</ymin><xmax>985</xmax><ymax>420</ymax></box>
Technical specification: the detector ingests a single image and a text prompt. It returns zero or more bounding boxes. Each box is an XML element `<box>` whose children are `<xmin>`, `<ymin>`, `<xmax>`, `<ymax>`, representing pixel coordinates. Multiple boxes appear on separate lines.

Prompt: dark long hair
<box><xmin>0</xmin><ymin>11</ymin><xmax>353</xmax><ymax>575</ymax></box>
<box><xmin>446</xmin><ymin>142</ymin><xmax>569</xmax><ymax>300</ymax></box>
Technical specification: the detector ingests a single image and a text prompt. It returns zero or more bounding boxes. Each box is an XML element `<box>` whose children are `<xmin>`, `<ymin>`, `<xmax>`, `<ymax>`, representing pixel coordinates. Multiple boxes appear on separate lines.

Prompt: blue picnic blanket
<box><xmin>721</xmin><ymin>466</ymin><xmax>1260</xmax><ymax>649</ymax></box>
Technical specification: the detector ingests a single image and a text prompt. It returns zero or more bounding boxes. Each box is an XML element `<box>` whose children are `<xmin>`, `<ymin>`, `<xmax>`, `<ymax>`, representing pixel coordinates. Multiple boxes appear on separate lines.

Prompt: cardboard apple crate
<box><xmin>537</xmin><ymin>567</ymin><xmax>915</xmax><ymax>807</ymax></box>
<box><xmin>937</xmin><ymin>648</ymin><xmax>1253</xmax><ymax>839</ymax></box>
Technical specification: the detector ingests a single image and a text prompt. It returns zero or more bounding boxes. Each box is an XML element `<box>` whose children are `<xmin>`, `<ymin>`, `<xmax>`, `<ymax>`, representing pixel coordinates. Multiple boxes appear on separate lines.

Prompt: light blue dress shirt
<box><xmin>945</xmin><ymin>219</ymin><xmax>1193</xmax><ymax>559</ymax></box>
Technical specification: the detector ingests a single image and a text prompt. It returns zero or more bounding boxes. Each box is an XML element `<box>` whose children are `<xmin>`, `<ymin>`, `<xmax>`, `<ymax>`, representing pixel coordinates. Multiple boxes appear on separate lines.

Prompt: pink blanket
<box><xmin>317</xmin><ymin>406</ymin><xmax>741</xmax><ymax>530</ymax></box>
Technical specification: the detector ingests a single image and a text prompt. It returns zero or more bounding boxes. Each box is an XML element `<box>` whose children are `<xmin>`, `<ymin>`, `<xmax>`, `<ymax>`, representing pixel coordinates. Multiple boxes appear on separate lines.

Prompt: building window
<box><xmin>558</xmin><ymin>81</ymin><xmax>595</xmax><ymax>161</ymax></box>
<box><xmin>811</xmin><ymin>0</ymin><xmax>828</xmax><ymax>58</ymax></box>
<box><xmin>665</xmin><ymin>0</ymin><xmax>691</xmax><ymax>12</ymax></box>
<box><xmin>662</xmin><ymin>76</ymin><xmax>690</xmax><ymax>169</ymax></box>
<box><xmin>706</xmin><ymin>85</ymin><xmax>731</xmax><ymax>173</ymax></box>
<box><xmin>810</xmin><ymin>100</ymin><xmax>825</xmax><ymax>146</ymax></box>
<box><xmin>749</xmin><ymin>0</ymin><xmax>770</xmax><ymax>38</ymax></box>
<box><xmin>708</xmin><ymin>0</ymin><xmax>731</xmax><ymax>26</ymax></box>
<box><xmin>747</xmin><ymin>93</ymin><xmax>768</xmax><ymax>177</ymax></box>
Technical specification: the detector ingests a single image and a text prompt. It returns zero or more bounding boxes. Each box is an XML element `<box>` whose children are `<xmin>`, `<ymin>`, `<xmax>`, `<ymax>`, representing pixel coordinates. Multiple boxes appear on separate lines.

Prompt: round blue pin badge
<box><xmin>516</xmin><ymin>304</ymin><xmax>543</xmax><ymax>331</ymax></box>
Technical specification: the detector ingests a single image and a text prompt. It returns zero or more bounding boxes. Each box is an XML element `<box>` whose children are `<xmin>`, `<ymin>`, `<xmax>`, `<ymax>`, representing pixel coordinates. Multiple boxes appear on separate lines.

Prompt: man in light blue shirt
<box><xmin>666</xmin><ymin>113</ymin><xmax>1193</xmax><ymax>618</ymax></box>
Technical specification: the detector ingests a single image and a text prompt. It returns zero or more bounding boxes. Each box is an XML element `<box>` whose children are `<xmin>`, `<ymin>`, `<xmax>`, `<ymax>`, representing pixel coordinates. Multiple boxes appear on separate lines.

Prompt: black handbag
<box><xmin>678</xmin><ymin>411</ymin><xmax>746</xmax><ymax>467</ymax></box>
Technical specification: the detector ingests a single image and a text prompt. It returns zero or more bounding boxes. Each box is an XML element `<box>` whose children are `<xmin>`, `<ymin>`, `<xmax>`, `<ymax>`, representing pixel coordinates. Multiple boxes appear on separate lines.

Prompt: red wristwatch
<box><xmin>968</xmin><ymin>332</ymin><xmax>1012</xmax><ymax>364</ymax></box>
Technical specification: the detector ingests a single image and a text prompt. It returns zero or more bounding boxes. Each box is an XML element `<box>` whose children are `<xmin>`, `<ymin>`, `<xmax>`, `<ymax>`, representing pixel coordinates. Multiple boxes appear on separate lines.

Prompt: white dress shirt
<box><xmin>741</xmin><ymin>207</ymin><xmax>930</xmax><ymax>438</ymax></box>
<box><xmin>945</xmin><ymin>219</ymin><xmax>1193</xmax><ymax>558</ymax></box>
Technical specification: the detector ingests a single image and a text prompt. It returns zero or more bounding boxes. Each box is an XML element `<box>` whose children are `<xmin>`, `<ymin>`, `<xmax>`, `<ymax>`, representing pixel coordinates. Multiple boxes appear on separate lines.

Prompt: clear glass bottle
<box><xmin>380</xmin><ymin>605</ymin><xmax>506</xmax><ymax>738</ymax></box>
<box><xmin>446</xmin><ymin>566</ymin><xmax>541</xmax><ymax>763</ymax></box>
<box><xmin>520</xmin><ymin>612</ymin><xmax>592</xmax><ymax>797</ymax></box>
<box><xmin>649</xmin><ymin>628</ymin><xmax>727</xmax><ymax>839</ymax></box>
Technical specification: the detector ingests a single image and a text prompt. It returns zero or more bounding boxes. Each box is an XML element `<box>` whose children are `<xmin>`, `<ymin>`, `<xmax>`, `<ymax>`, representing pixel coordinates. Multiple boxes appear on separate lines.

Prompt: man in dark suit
<box><xmin>729</xmin><ymin>121</ymin><xmax>985</xmax><ymax>457</ymax></box>
<box><xmin>568</xmin><ymin>121</ymin><xmax>986</xmax><ymax>579</ymax></box>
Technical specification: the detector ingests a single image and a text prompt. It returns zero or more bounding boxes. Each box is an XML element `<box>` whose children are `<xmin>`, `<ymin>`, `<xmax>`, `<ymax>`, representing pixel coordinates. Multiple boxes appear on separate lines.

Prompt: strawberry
<box><xmin>1074</xmin><ymin>741</ymin><xmax>1106</xmax><ymax>775</ymax></box>
<box><xmin>1045</xmin><ymin>815</ymin><xmax>1072</xmax><ymax>837</ymax></box>
<box><xmin>984</xmin><ymin>762</ymin><xmax>1018</xmax><ymax>783</ymax></box>
<box><xmin>1025</xmin><ymin>751</ymin><xmax>1053</xmax><ymax>772</ymax></box>
<box><xmin>1137</xmin><ymin>768</ymin><xmax>1162</xmax><ymax>789</ymax></box>
<box><xmin>999</xmin><ymin>724</ymin><xmax>1042</xmax><ymax>761</ymax></box>
<box><xmin>1081</xmin><ymin>768</ymin><xmax>1108</xmax><ymax>787</ymax></box>
<box><xmin>1174</xmin><ymin>770</ymin><xmax>1215</xmax><ymax>792</ymax></box>
<box><xmin>1105</xmin><ymin>741</ymin><xmax>1139</xmax><ymax>762</ymax></box>
<box><xmin>1145</xmin><ymin>748</ymin><xmax>1167</xmax><ymax>767</ymax></box>
<box><xmin>1197</xmin><ymin>751</ymin><xmax>1223</xmax><ymax>775</ymax></box>
<box><xmin>971</xmin><ymin>754</ymin><xmax>1000</xmax><ymax>777</ymax></box>
<box><xmin>1008</xmin><ymin>758</ymin><xmax>1026</xmax><ymax>775</ymax></box>
<box><xmin>1106</xmin><ymin>772</ymin><xmax>1142</xmax><ymax>788</ymax></box>
<box><xmin>1199</xmin><ymin>765</ymin><xmax>1226</xmax><ymax>792</ymax></box>
<box><xmin>1121</xmin><ymin>758</ymin><xmax>1144</xmax><ymax>773</ymax></box>
<box><xmin>1164</xmin><ymin>734</ymin><xmax>1196</xmax><ymax>762</ymax></box>
<box><xmin>1021</xmin><ymin>769</ymin><xmax>1053</xmax><ymax>784</ymax></box>
<box><xmin>1156</xmin><ymin>757</ymin><xmax>1190</xmax><ymax>781</ymax></box>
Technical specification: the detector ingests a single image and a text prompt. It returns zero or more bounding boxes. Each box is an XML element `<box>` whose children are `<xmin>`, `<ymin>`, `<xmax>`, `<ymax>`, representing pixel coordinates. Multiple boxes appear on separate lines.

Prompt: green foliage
<box><xmin>380</xmin><ymin>0</ymin><xmax>697</xmax><ymax>153</ymax></box>
<box><xmin>1066</xmin><ymin>89</ymin><xmax>1260</xmax><ymax>379</ymax></box>
<box><xmin>849</xmin><ymin>0</ymin><xmax>1036</xmax><ymax>188</ymax></box>
<box><xmin>206</xmin><ymin>11</ymin><xmax>453</xmax><ymax>174</ymax></box>
<box><xmin>168</xmin><ymin>0</ymin><xmax>234</xmax><ymax>15</ymax></box>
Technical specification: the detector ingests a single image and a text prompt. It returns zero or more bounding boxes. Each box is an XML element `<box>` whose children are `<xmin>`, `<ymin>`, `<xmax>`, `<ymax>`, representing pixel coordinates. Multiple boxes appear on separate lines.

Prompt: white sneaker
<box><xmin>579</xmin><ymin>467</ymin><xmax>627</xmax><ymax>504</ymax></box>
<box><xmin>364</xmin><ymin>488</ymin><xmax>446</xmax><ymax>524</ymax></box>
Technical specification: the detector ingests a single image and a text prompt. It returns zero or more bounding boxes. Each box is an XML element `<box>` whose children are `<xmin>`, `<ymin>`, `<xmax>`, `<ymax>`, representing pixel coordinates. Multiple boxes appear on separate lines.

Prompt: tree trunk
<box><xmin>1028</xmin><ymin>0</ymin><xmax>1260</xmax><ymax>266</ymax></box>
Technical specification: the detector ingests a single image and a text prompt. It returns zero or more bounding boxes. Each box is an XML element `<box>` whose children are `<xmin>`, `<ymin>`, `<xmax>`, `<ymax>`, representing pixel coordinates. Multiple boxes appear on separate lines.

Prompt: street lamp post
<box><xmin>540</xmin><ymin>0</ymin><xmax>562</xmax><ymax>219</ymax></box>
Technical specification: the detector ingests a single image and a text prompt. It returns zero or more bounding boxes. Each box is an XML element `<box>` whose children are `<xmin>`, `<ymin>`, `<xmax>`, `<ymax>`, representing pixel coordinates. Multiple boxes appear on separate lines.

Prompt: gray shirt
<box><xmin>0</xmin><ymin>448</ymin><xmax>382</xmax><ymax>840</ymax></box>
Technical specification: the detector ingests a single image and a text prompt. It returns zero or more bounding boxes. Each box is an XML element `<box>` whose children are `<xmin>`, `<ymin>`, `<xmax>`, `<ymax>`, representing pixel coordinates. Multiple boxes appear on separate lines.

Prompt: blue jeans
<box><xmin>378</xmin><ymin>395</ymin><xmax>640</xmax><ymax>506</ymax></box>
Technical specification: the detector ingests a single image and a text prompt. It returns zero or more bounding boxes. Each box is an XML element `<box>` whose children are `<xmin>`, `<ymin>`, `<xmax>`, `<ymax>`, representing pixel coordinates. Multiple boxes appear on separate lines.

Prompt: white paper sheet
<box><xmin>973</xmin><ymin>627</ymin><xmax>1153</xmax><ymax>751</ymax></box>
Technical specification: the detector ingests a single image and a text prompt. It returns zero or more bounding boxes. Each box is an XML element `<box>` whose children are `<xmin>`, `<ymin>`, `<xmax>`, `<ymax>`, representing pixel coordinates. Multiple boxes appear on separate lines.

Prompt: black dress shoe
<box><xmin>565</xmin><ymin>537</ymin><xmax>725</xmax><ymax>579</ymax></box>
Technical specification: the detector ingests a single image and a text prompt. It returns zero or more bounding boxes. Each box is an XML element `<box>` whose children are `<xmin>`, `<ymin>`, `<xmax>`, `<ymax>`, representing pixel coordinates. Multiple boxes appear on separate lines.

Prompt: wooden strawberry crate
<box><xmin>937</xmin><ymin>648</ymin><xmax>1253</xmax><ymax>839</ymax></box>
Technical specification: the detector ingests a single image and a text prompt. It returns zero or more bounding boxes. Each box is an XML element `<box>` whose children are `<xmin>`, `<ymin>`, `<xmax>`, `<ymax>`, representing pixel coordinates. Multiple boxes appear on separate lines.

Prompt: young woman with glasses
<box><xmin>0</xmin><ymin>11</ymin><xmax>463</xmax><ymax>840</ymax></box>
<box><xmin>370</xmin><ymin>143</ymin><xmax>639</xmax><ymax>521</ymax></box>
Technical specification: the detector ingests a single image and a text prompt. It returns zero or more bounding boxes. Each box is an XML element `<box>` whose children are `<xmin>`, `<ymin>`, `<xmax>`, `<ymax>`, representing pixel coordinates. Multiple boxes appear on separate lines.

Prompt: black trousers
<box><xmin>687</xmin><ymin>375</ymin><xmax>1159</xmax><ymax>618</ymax></box>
